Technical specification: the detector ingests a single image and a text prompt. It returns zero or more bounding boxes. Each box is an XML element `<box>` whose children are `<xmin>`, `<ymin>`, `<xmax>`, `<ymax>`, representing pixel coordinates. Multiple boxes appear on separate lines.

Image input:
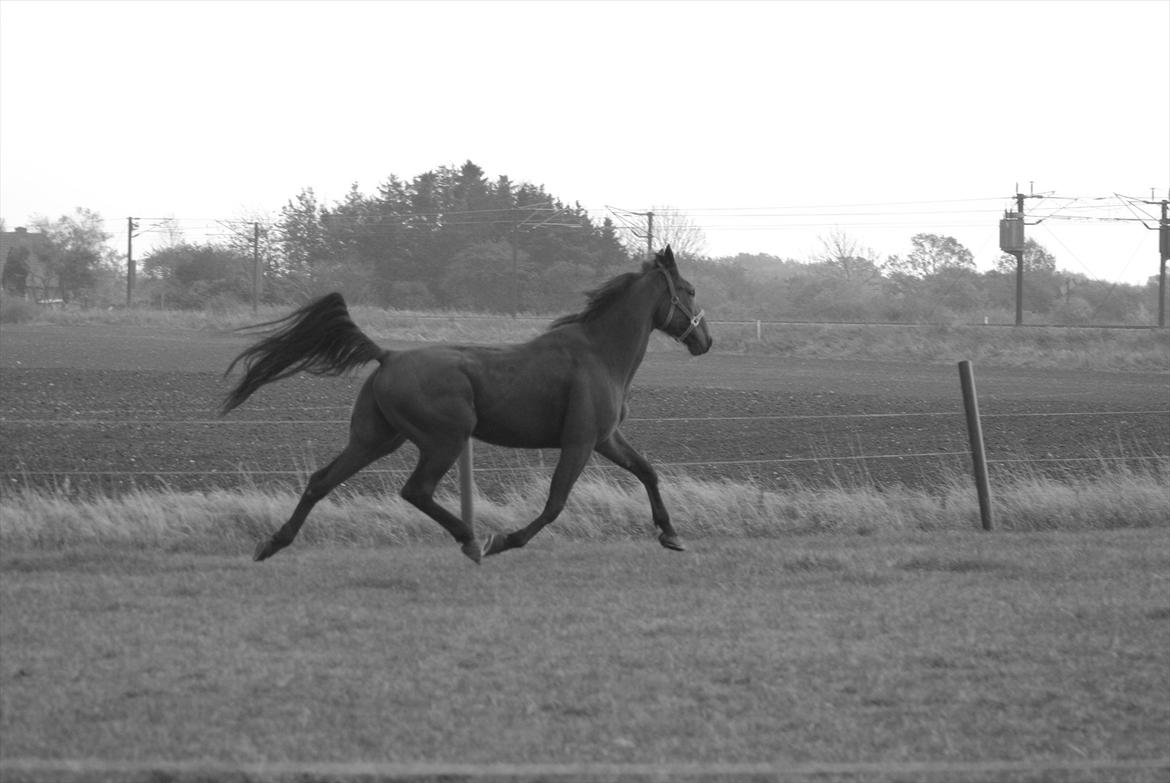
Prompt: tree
<box><xmin>440</xmin><ymin>240</ymin><xmax>528</xmax><ymax>312</ymax></box>
<box><xmin>31</xmin><ymin>208</ymin><xmax>117</xmax><ymax>303</ymax></box>
<box><xmin>273</xmin><ymin>188</ymin><xmax>329</xmax><ymax>296</ymax></box>
<box><xmin>213</xmin><ymin>212</ymin><xmax>279</xmax><ymax>306</ymax></box>
<box><xmin>684</xmin><ymin>257</ymin><xmax>753</xmax><ymax>318</ymax></box>
<box><xmin>2</xmin><ymin>245</ymin><xmax>31</xmax><ymax>296</ymax></box>
<box><xmin>533</xmin><ymin>257</ymin><xmax>596</xmax><ymax>314</ymax></box>
<box><xmin>995</xmin><ymin>238</ymin><xmax>1057</xmax><ymax>274</ymax></box>
<box><xmin>149</xmin><ymin>217</ymin><xmax>186</xmax><ymax>248</ymax></box>
<box><xmin>990</xmin><ymin>238</ymin><xmax>1061</xmax><ymax>316</ymax></box>
<box><xmin>647</xmin><ymin>206</ymin><xmax>707</xmax><ymax>261</ymax></box>
<box><xmin>142</xmin><ymin>242</ymin><xmax>251</xmax><ymax>309</ymax></box>
<box><xmin>815</xmin><ymin>230</ymin><xmax>881</xmax><ymax>282</ymax></box>
<box><xmin>593</xmin><ymin>217</ymin><xmax>630</xmax><ymax>275</ymax></box>
<box><xmin>887</xmin><ymin>233</ymin><xmax>974</xmax><ymax>278</ymax></box>
<box><xmin>784</xmin><ymin>269</ymin><xmax>883</xmax><ymax>321</ymax></box>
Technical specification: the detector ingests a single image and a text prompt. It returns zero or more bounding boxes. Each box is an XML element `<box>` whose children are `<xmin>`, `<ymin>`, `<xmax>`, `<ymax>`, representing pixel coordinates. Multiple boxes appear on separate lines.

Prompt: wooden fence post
<box><xmin>958</xmin><ymin>360</ymin><xmax>994</xmax><ymax>531</ymax></box>
<box><xmin>458</xmin><ymin>441</ymin><xmax>474</xmax><ymax>525</ymax></box>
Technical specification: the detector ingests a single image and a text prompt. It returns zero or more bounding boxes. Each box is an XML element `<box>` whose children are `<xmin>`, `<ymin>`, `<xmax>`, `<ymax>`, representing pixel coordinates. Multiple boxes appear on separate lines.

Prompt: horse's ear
<box><xmin>658</xmin><ymin>244</ymin><xmax>676</xmax><ymax>269</ymax></box>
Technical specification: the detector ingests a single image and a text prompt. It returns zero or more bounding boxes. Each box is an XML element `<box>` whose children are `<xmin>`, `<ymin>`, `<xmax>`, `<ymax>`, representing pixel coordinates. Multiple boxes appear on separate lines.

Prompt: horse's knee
<box><xmin>400</xmin><ymin>482</ymin><xmax>431</xmax><ymax>509</ymax></box>
<box><xmin>302</xmin><ymin>481</ymin><xmax>330</xmax><ymax>503</ymax></box>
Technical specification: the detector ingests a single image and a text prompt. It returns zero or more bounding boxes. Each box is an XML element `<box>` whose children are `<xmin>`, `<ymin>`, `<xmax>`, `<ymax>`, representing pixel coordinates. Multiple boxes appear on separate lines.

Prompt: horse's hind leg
<box><xmin>254</xmin><ymin>376</ymin><xmax>404</xmax><ymax>562</ymax></box>
<box><xmin>253</xmin><ymin>431</ymin><xmax>403</xmax><ymax>561</ymax></box>
<box><xmin>254</xmin><ymin>432</ymin><xmax>405</xmax><ymax>561</ymax></box>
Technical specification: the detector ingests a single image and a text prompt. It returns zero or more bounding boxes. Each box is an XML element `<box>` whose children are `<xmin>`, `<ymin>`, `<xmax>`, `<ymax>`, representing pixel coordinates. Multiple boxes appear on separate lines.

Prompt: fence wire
<box><xmin>1</xmin><ymin>408</ymin><xmax>1167</xmax><ymax>481</ymax></box>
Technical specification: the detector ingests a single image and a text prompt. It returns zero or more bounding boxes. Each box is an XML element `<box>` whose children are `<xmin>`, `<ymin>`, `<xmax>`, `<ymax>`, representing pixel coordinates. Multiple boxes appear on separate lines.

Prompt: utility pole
<box><xmin>1014</xmin><ymin>192</ymin><xmax>1026</xmax><ymax>326</ymax></box>
<box><xmin>998</xmin><ymin>185</ymin><xmax>1042</xmax><ymax>326</ymax></box>
<box><xmin>252</xmin><ymin>222</ymin><xmax>262</xmax><ymax>313</ymax></box>
<box><xmin>646</xmin><ymin>211</ymin><xmax>654</xmax><ymax>260</ymax></box>
<box><xmin>605</xmin><ymin>206</ymin><xmax>656</xmax><ymax>261</ymax></box>
<box><xmin>126</xmin><ymin>217</ymin><xmax>138</xmax><ymax>308</ymax></box>
<box><xmin>1159</xmin><ymin>198</ymin><xmax>1168</xmax><ymax>328</ymax></box>
<box><xmin>512</xmin><ymin>219</ymin><xmax>520</xmax><ymax>316</ymax></box>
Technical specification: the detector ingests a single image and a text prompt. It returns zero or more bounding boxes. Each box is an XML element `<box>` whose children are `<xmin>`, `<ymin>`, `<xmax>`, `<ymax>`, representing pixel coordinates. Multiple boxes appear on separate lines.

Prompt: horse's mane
<box><xmin>548</xmin><ymin>261</ymin><xmax>655</xmax><ymax>330</ymax></box>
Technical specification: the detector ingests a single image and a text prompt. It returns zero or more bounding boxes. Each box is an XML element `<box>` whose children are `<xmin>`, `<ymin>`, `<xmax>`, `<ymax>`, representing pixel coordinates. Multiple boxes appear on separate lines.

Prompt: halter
<box><xmin>656</xmin><ymin>262</ymin><xmax>705</xmax><ymax>344</ymax></box>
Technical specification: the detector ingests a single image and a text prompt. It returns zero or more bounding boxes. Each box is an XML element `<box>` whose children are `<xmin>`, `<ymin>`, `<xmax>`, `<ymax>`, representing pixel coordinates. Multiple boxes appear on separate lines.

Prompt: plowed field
<box><xmin>2</xmin><ymin>324</ymin><xmax>1167</xmax><ymax>496</ymax></box>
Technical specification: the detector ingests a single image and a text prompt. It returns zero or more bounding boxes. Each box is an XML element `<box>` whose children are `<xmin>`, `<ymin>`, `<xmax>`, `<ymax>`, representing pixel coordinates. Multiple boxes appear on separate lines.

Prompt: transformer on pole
<box><xmin>999</xmin><ymin>203</ymin><xmax>1027</xmax><ymax>326</ymax></box>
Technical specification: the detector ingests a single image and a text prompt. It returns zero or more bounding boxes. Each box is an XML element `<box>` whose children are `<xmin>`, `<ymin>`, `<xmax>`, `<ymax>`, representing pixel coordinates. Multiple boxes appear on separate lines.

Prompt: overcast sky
<box><xmin>1</xmin><ymin>0</ymin><xmax>1167</xmax><ymax>284</ymax></box>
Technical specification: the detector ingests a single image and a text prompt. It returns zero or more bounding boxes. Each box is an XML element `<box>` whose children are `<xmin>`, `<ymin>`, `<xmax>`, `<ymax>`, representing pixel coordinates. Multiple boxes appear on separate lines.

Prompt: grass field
<box><xmin>2</xmin><ymin>531</ymin><xmax>1168</xmax><ymax>781</ymax></box>
<box><xmin>4</xmin><ymin>296</ymin><xmax>1168</xmax><ymax>371</ymax></box>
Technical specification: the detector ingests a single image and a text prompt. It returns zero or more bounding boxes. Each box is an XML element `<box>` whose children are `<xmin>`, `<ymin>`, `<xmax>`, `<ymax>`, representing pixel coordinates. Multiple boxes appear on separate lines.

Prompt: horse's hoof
<box><xmin>461</xmin><ymin>539</ymin><xmax>484</xmax><ymax>565</ymax></box>
<box><xmin>659</xmin><ymin>533</ymin><xmax>687</xmax><ymax>552</ymax></box>
<box><xmin>481</xmin><ymin>533</ymin><xmax>507</xmax><ymax>557</ymax></box>
<box><xmin>254</xmin><ymin>538</ymin><xmax>279</xmax><ymax>562</ymax></box>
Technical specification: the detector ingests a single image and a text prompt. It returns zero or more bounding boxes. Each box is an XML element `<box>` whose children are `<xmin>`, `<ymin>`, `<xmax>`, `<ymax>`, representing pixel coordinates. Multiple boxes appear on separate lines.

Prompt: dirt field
<box><xmin>2</xmin><ymin>324</ymin><xmax>1167</xmax><ymax>497</ymax></box>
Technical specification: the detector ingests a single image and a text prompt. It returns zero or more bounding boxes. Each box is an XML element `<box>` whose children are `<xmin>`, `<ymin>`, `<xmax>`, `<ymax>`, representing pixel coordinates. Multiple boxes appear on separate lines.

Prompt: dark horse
<box><xmin>222</xmin><ymin>245</ymin><xmax>712</xmax><ymax>563</ymax></box>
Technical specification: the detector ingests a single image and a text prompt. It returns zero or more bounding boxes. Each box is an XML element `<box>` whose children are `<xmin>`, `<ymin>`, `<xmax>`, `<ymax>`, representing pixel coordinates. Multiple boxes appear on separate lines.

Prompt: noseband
<box><xmin>656</xmin><ymin>263</ymin><xmax>705</xmax><ymax>344</ymax></box>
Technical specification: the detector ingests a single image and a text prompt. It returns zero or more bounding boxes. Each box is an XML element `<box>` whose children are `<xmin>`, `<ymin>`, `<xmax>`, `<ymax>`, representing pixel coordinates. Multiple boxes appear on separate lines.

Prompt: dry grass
<box><xmin>2</xmin><ymin>461</ymin><xmax>1165</xmax><ymax>554</ymax></box>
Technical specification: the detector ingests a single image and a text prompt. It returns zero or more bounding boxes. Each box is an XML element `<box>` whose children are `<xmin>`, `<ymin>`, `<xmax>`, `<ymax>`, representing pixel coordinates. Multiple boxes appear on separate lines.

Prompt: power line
<box><xmin>105</xmin><ymin>192</ymin><xmax>1163</xmax><ymax>235</ymax></box>
<box><xmin>613</xmin><ymin>196</ymin><xmax>1007</xmax><ymax>211</ymax></box>
<box><xmin>1035</xmin><ymin>214</ymin><xmax>1150</xmax><ymax>223</ymax></box>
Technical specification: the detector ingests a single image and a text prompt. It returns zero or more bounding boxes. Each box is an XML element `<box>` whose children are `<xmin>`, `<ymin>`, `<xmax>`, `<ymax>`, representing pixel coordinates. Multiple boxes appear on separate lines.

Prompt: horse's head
<box><xmin>652</xmin><ymin>245</ymin><xmax>713</xmax><ymax>356</ymax></box>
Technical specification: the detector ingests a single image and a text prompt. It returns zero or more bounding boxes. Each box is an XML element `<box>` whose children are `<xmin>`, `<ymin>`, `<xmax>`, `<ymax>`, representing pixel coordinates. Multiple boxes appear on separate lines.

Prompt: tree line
<box><xmin>3</xmin><ymin>161</ymin><xmax>1165</xmax><ymax>325</ymax></box>
<box><xmin>698</xmin><ymin>231</ymin><xmax>1160</xmax><ymax>325</ymax></box>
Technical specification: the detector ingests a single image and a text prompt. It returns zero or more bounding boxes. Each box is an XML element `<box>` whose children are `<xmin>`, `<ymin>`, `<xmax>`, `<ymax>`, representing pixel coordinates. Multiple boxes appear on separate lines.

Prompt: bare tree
<box><xmin>815</xmin><ymin>229</ymin><xmax>881</xmax><ymax>282</ymax></box>
<box><xmin>648</xmin><ymin>205</ymin><xmax>707</xmax><ymax>260</ymax></box>
<box><xmin>611</xmin><ymin>205</ymin><xmax>708</xmax><ymax>260</ymax></box>
<box><xmin>146</xmin><ymin>217</ymin><xmax>186</xmax><ymax>248</ymax></box>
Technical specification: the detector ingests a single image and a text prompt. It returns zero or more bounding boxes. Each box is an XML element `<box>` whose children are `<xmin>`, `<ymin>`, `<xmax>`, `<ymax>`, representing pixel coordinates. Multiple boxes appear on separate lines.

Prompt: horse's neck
<box><xmin>584</xmin><ymin>285</ymin><xmax>656</xmax><ymax>388</ymax></box>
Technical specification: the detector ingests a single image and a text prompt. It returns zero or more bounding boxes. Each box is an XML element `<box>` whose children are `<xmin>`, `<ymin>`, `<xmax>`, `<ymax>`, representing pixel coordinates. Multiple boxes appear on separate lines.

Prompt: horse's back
<box><xmin>373</xmin><ymin>332</ymin><xmax>618</xmax><ymax>449</ymax></box>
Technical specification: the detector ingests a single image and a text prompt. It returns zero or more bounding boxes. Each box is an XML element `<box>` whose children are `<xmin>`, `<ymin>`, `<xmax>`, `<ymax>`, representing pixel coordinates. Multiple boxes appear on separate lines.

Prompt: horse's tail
<box><xmin>221</xmin><ymin>293</ymin><xmax>387</xmax><ymax>414</ymax></box>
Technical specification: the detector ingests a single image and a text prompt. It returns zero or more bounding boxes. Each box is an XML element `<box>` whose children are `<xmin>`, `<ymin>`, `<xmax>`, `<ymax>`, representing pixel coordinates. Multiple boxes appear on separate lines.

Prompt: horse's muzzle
<box><xmin>683</xmin><ymin>318</ymin><xmax>713</xmax><ymax>356</ymax></box>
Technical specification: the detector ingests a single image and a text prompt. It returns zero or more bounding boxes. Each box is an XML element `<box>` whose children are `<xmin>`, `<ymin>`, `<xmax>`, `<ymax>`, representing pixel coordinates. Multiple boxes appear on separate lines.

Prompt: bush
<box><xmin>0</xmin><ymin>294</ymin><xmax>39</xmax><ymax>324</ymax></box>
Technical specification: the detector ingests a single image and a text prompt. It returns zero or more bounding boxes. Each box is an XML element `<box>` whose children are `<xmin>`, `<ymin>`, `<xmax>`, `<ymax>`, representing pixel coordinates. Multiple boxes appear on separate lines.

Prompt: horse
<box><xmin>221</xmin><ymin>245</ymin><xmax>712</xmax><ymax>564</ymax></box>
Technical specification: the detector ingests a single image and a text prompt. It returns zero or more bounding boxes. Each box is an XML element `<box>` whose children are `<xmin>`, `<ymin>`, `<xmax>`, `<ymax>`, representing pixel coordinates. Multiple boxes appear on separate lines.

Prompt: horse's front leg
<box><xmin>595</xmin><ymin>430</ymin><xmax>686</xmax><ymax>552</ymax></box>
<box><xmin>483</xmin><ymin>443</ymin><xmax>593</xmax><ymax>557</ymax></box>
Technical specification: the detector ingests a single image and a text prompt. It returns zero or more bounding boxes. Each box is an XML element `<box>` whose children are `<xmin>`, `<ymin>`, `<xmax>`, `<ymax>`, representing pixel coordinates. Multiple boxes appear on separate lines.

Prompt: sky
<box><xmin>1</xmin><ymin>0</ymin><xmax>1167</xmax><ymax>284</ymax></box>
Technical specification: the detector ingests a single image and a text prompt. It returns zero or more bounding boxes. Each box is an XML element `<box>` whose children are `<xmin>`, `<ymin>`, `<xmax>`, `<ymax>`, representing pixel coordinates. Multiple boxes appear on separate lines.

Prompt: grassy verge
<box><xmin>3</xmin><ymin>297</ymin><xmax>1166</xmax><ymax>370</ymax></box>
<box><xmin>2</xmin><ymin>461</ymin><xmax>1165</xmax><ymax>554</ymax></box>
<box><xmin>719</xmin><ymin>321</ymin><xmax>1170</xmax><ymax>372</ymax></box>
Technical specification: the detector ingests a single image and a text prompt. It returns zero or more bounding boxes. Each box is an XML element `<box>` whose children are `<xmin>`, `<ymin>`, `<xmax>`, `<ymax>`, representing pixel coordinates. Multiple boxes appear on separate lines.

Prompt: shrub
<box><xmin>0</xmin><ymin>294</ymin><xmax>40</xmax><ymax>324</ymax></box>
